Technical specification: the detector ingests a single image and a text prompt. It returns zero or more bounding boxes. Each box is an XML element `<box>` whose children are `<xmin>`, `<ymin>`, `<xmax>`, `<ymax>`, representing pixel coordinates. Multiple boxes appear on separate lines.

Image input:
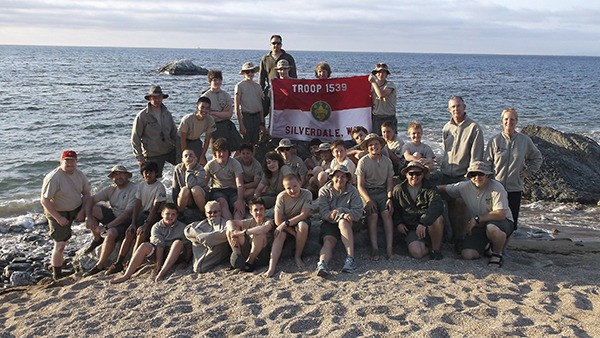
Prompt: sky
<box><xmin>1</xmin><ymin>0</ymin><xmax>599</xmax><ymax>56</ymax></box>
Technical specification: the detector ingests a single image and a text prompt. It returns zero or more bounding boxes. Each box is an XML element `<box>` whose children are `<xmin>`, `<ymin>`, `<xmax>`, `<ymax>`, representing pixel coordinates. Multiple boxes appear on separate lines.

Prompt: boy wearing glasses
<box><xmin>437</xmin><ymin>161</ymin><xmax>514</xmax><ymax>268</ymax></box>
<box><xmin>392</xmin><ymin>161</ymin><xmax>444</xmax><ymax>260</ymax></box>
<box><xmin>368</xmin><ymin>63</ymin><xmax>397</xmax><ymax>134</ymax></box>
<box><xmin>276</xmin><ymin>138</ymin><xmax>308</xmax><ymax>187</ymax></box>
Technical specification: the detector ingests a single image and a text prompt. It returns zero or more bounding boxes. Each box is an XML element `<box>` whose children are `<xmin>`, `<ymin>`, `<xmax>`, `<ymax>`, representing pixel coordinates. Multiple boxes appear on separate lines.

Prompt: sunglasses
<box><xmin>467</xmin><ymin>172</ymin><xmax>486</xmax><ymax>178</ymax></box>
<box><xmin>279</xmin><ymin>147</ymin><xmax>292</xmax><ymax>152</ymax></box>
<box><xmin>271</xmin><ymin>41</ymin><xmax>282</xmax><ymax>45</ymax></box>
<box><xmin>407</xmin><ymin>171</ymin><xmax>423</xmax><ymax>177</ymax></box>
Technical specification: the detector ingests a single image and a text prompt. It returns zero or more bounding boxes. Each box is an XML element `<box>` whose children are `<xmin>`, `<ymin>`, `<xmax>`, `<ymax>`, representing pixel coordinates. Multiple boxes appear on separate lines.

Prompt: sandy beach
<box><xmin>2</xmin><ymin>233</ymin><xmax>599</xmax><ymax>338</ymax></box>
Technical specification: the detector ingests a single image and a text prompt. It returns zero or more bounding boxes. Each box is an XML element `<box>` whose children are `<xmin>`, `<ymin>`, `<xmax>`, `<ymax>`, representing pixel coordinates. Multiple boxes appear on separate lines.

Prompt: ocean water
<box><xmin>1</xmin><ymin>45</ymin><xmax>599</xmax><ymax>237</ymax></box>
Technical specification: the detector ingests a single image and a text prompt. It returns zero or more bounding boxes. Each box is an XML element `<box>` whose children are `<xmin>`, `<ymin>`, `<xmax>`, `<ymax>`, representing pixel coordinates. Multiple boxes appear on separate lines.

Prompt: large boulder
<box><xmin>521</xmin><ymin>125</ymin><xmax>600</xmax><ymax>204</ymax></box>
<box><xmin>158</xmin><ymin>59</ymin><xmax>208</xmax><ymax>75</ymax></box>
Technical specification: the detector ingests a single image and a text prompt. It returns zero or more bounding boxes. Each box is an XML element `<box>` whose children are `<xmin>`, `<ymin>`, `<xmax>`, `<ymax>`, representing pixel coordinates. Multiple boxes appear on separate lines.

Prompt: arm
<box><xmin>200</xmin><ymin>132</ymin><xmax>212</xmax><ymax>165</ymax></box>
<box><xmin>466</xmin><ymin>209</ymin><xmax>506</xmax><ymax>235</ymax></box>
<box><xmin>234</xmin><ymin>90</ymin><xmax>245</xmax><ymax>135</ymax></box>
<box><xmin>131</xmin><ymin>114</ymin><xmax>145</xmax><ymax>166</ymax></box>
<box><xmin>233</xmin><ymin>174</ymin><xmax>246</xmax><ymax>216</ymax></box>
<box><xmin>356</xmin><ymin>173</ymin><xmax>375</xmax><ymax>214</ymax></box>
<box><xmin>368</xmin><ymin>74</ymin><xmax>393</xmax><ymax>99</ymax></box>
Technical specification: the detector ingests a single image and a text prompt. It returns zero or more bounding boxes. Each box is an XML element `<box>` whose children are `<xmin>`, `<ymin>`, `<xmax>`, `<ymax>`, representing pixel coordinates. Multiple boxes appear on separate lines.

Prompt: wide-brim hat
<box><xmin>316</xmin><ymin>143</ymin><xmax>331</xmax><ymax>153</ymax></box>
<box><xmin>328</xmin><ymin>164</ymin><xmax>352</xmax><ymax>180</ymax></box>
<box><xmin>239</xmin><ymin>62</ymin><xmax>259</xmax><ymax>74</ymax></box>
<box><xmin>276</xmin><ymin>138</ymin><xmax>295</xmax><ymax>151</ymax></box>
<box><xmin>371</xmin><ymin>63</ymin><xmax>391</xmax><ymax>75</ymax></box>
<box><xmin>465</xmin><ymin>161</ymin><xmax>494</xmax><ymax>177</ymax></box>
<box><xmin>401</xmin><ymin>161</ymin><xmax>429</xmax><ymax>176</ymax></box>
<box><xmin>144</xmin><ymin>85</ymin><xmax>169</xmax><ymax>100</ymax></box>
<box><xmin>61</xmin><ymin>150</ymin><xmax>77</xmax><ymax>160</ymax></box>
<box><xmin>275</xmin><ymin>59</ymin><xmax>292</xmax><ymax>70</ymax></box>
<box><xmin>360</xmin><ymin>133</ymin><xmax>386</xmax><ymax>151</ymax></box>
<box><xmin>108</xmin><ymin>165</ymin><xmax>132</xmax><ymax>178</ymax></box>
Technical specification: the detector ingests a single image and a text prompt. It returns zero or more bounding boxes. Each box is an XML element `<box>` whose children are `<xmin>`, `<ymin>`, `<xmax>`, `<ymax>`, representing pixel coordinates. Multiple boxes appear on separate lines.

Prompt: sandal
<box><xmin>488</xmin><ymin>253</ymin><xmax>503</xmax><ymax>268</ymax></box>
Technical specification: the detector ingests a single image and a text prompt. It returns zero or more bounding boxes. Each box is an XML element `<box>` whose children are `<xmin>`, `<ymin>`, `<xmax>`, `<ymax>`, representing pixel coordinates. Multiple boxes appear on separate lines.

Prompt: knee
<box><xmin>408</xmin><ymin>242</ymin><xmax>427</xmax><ymax>259</ymax></box>
<box><xmin>323</xmin><ymin>237</ymin><xmax>337</xmax><ymax>249</ymax></box>
<box><xmin>338</xmin><ymin>220</ymin><xmax>351</xmax><ymax>232</ymax></box>
<box><xmin>461</xmin><ymin>249</ymin><xmax>480</xmax><ymax>260</ymax></box>
<box><xmin>297</xmin><ymin>222</ymin><xmax>309</xmax><ymax>233</ymax></box>
<box><xmin>106</xmin><ymin>228</ymin><xmax>119</xmax><ymax>240</ymax></box>
<box><xmin>191</xmin><ymin>186</ymin><xmax>204</xmax><ymax>197</ymax></box>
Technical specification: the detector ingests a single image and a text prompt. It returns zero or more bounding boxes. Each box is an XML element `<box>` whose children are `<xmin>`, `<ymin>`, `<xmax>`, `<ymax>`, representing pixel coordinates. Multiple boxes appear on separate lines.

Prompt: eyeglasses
<box><xmin>407</xmin><ymin>171</ymin><xmax>423</xmax><ymax>177</ymax></box>
<box><xmin>271</xmin><ymin>41</ymin><xmax>282</xmax><ymax>45</ymax></box>
<box><xmin>467</xmin><ymin>172</ymin><xmax>486</xmax><ymax>178</ymax></box>
<box><xmin>206</xmin><ymin>210</ymin><xmax>221</xmax><ymax>214</ymax></box>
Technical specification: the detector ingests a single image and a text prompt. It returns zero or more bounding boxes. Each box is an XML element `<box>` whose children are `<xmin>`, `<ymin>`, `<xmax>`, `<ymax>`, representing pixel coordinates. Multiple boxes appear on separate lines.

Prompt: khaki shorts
<box><xmin>47</xmin><ymin>206</ymin><xmax>81</xmax><ymax>242</ymax></box>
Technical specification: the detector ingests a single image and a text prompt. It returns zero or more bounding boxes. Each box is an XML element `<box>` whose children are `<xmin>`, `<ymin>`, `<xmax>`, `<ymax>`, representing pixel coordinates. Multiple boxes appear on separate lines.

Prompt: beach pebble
<box><xmin>3</xmin><ymin>262</ymin><xmax>33</xmax><ymax>278</ymax></box>
<box><xmin>10</xmin><ymin>271</ymin><xmax>36</xmax><ymax>286</ymax></box>
<box><xmin>8</xmin><ymin>225</ymin><xmax>24</xmax><ymax>233</ymax></box>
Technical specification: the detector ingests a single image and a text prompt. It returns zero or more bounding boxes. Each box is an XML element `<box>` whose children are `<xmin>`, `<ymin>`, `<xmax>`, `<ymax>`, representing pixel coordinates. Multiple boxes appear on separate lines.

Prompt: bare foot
<box><xmin>386</xmin><ymin>253</ymin><xmax>398</xmax><ymax>261</ymax></box>
<box><xmin>264</xmin><ymin>268</ymin><xmax>276</xmax><ymax>277</ymax></box>
<box><xmin>294</xmin><ymin>257</ymin><xmax>305</xmax><ymax>269</ymax></box>
<box><xmin>370</xmin><ymin>248</ymin><xmax>380</xmax><ymax>261</ymax></box>
<box><xmin>110</xmin><ymin>275</ymin><xmax>129</xmax><ymax>284</ymax></box>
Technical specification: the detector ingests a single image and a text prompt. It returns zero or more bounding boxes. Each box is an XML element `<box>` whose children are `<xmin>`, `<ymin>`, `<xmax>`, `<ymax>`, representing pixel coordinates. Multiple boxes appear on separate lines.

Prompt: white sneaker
<box><xmin>342</xmin><ymin>256</ymin><xmax>357</xmax><ymax>273</ymax></box>
<box><xmin>316</xmin><ymin>261</ymin><xmax>331</xmax><ymax>277</ymax></box>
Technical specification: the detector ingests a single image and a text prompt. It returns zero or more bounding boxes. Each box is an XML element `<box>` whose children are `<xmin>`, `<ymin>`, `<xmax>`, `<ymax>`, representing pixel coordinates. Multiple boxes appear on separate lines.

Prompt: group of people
<box><xmin>40</xmin><ymin>34</ymin><xmax>543</xmax><ymax>283</ymax></box>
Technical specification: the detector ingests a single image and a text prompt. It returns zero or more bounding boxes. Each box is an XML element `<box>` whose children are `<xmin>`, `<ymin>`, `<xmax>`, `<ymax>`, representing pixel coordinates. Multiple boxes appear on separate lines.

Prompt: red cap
<box><xmin>61</xmin><ymin>150</ymin><xmax>78</xmax><ymax>160</ymax></box>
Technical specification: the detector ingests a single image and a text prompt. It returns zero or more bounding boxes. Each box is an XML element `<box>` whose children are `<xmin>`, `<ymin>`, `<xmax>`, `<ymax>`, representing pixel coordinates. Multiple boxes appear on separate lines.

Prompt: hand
<box><xmin>397</xmin><ymin>223</ymin><xmax>408</xmax><ymax>235</ymax></box>
<box><xmin>365</xmin><ymin>200</ymin><xmax>377</xmax><ymax>215</ymax></box>
<box><xmin>239</xmin><ymin>124</ymin><xmax>247</xmax><ymax>136</ymax></box>
<box><xmin>385</xmin><ymin>198</ymin><xmax>394</xmax><ymax>214</ymax></box>
<box><xmin>368</xmin><ymin>74</ymin><xmax>376</xmax><ymax>83</ymax></box>
<box><xmin>329</xmin><ymin>209</ymin><xmax>339</xmax><ymax>221</ymax></box>
<box><xmin>199</xmin><ymin>156</ymin><xmax>207</xmax><ymax>166</ymax></box>
<box><xmin>136</xmin><ymin>224</ymin><xmax>148</xmax><ymax>236</ymax></box>
<box><xmin>127</xmin><ymin>223</ymin><xmax>136</xmax><ymax>235</ymax></box>
<box><xmin>343</xmin><ymin>213</ymin><xmax>353</xmax><ymax>222</ymax></box>
<box><xmin>233</xmin><ymin>199</ymin><xmax>245</xmax><ymax>216</ymax></box>
<box><xmin>57</xmin><ymin>215</ymin><xmax>70</xmax><ymax>227</ymax></box>
<box><xmin>137</xmin><ymin>159</ymin><xmax>146</xmax><ymax>167</ymax></box>
<box><xmin>75</xmin><ymin>209</ymin><xmax>86</xmax><ymax>222</ymax></box>
<box><xmin>274</xmin><ymin>223</ymin><xmax>287</xmax><ymax>238</ymax></box>
<box><xmin>416</xmin><ymin>224</ymin><xmax>427</xmax><ymax>240</ymax></box>
<box><xmin>466</xmin><ymin>218</ymin><xmax>477</xmax><ymax>235</ymax></box>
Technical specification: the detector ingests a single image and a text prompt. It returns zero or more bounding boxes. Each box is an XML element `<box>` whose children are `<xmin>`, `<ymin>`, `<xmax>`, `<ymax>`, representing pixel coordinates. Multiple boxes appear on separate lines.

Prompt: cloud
<box><xmin>0</xmin><ymin>0</ymin><xmax>599</xmax><ymax>55</ymax></box>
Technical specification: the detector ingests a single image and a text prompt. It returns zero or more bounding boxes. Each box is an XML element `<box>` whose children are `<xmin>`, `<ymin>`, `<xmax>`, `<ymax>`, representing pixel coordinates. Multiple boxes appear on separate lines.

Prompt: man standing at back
<box><xmin>440</xmin><ymin>96</ymin><xmax>484</xmax><ymax>251</ymax></box>
<box><xmin>258</xmin><ymin>35</ymin><xmax>298</xmax><ymax>116</ymax></box>
<box><xmin>131</xmin><ymin>85</ymin><xmax>178</xmax><ymax>178</ymax></box>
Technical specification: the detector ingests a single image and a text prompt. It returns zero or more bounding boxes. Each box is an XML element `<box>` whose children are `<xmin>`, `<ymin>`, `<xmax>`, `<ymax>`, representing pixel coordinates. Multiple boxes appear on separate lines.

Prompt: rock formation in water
<box><xmin>158</xmin><ymin>59</ymin><xmax>208</xmax><ymax>75</ymax></box>
<box><xmin>521</xmin><ymin>125</ymin><xmax>600</xmax><ymax>204</ymax></box>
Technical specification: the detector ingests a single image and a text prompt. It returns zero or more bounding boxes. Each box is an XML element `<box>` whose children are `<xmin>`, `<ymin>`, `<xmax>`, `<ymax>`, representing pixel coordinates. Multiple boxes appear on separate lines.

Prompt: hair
<box><xmin>270</xmin><ymin>35</ymin><xmax>282</xmax><ymax>41</ymax></box>
<box><xmin>208</xmin><ymin>70</ymin><xmax>223</xmax><ymax>82</ymax></box>
<box><xmin>407</xmin><ymin>120</ymin><xmax>423</xmax><ymax>131</ymax></box>
<box><xmin>212</xmin><ymin>138</ymin><xmax>230</xmax><ymax>153</ymax></box>
<box><xmin>263</xmin><ymin>151</ymin><xmax>284</xmax><ymax>179</ymax></box>
<box><xmin>381</xmin><ymin>121</ymin><xmax>396</xmax><ymax>131</ymax></box>
<box><xmin>162</xmin><ymin>202</ymin><xmax>178</xmax><ymax>212</ymax></box>
<box><xmin>248</xmin><ymin>197</ymin><xmax>265</xmax><ymax>208</ymax></box>
<box><xmin>197</xmin><ymin>96</ymin><xmax>211</xmax><ymax>106</ymax></box>
<box><xmin>140</xmin><ymin>161</ymin><xmax>158</xmax><ymax>174</ymax></box>
<box><xmin>239</xmin><ymin>142</ymin><xmax>254</xmax><ymax>153</ymax></box>
<box><xmin>309</xmin><ymin>138</ymin><xmax>322</xmax><ymax>148</ymax></box>
<box><xmin>501</xmin><ymin>108</ymin><xmax>519</xmax><ymax>121</ymax></box>
<box><xmin>314</xmin><ymin>62</ymin><xmax>332</xmax><ymax>78</ymax></box>
<box><xmin>205</xmin><ymin>200</ymin><xmax>220</xmax><ymax>211</ymax></box>
<box><xmin>282</xmin><ymin>173</ymin><xmax>299</xmax><ymax>184</ymax></box>
<box><xmin>330</xmin><ymin>138</ymin><xmax>346</xmax><ymax>149</ymax></box>
<box><xmin>449</xmin><ymin>96</ymin><xmax>465</xmax><ymax>104</ymax></box>
<box><xmin>350</xmin><ymin>126</ymin><xmax>368</xmax><ymax>136</ymax></box>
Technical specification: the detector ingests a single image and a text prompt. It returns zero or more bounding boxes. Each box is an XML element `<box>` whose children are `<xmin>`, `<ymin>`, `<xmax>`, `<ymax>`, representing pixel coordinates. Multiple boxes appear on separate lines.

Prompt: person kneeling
<box><xmin>392</xmin><ymin>161</ymin><xmax>444</xmax><ymax>260</ymax></box>
<box><xmin>111</xmin><ymin>203</ymin><xmax>190</xmax><ymax>283</ymax></box>
<box><xmin>315</xmin><ymin>165</ymin><xmax>363</xmax><ymax>277</ymax></box>
<box><xmin>226</xmin><ymin>198</ymin><xmax>274</xmax><ymax>272</ymax></box>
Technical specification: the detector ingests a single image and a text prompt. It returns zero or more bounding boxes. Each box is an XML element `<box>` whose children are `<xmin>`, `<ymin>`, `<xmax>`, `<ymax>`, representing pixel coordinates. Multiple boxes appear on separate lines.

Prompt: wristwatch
<box><xmin>474</xmin><ymin>215</ymin><xmax>480</xmax><ymax>224</ymax></box>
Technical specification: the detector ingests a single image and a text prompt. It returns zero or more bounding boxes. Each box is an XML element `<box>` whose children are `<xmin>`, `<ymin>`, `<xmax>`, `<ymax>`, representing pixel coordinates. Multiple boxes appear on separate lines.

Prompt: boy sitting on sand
<box><xmin>172</xmin><ymin>149</ymin><xmax>208</xmax><ymax>214</ymax></box>
<box><xmin>401</xmin><ymin>120</ymin><xmax>435</xmax><ymax>172</ymax></box>
<box><xmin>226</xmin><ymin>197</ymin><xmax>274</xmax><ymax>272</ymax></box>
<box><xmin>204</xmin><ymin>138</ymin><xmax>245</xmax><ymax>220</ymax></box>
<box><xmin>356</xmin><ymin>133</ymin><xmax>395</xmax><ymax>260</ymax></box>
<box><xmin>265</xmin><ymin>174</ymin><xmax>312</xmax><ymax>277</ymax></box>
<box><xmin>111</xmin><ymin>203</ymin><xmax>190</xmax><ymax>283</ymax></box>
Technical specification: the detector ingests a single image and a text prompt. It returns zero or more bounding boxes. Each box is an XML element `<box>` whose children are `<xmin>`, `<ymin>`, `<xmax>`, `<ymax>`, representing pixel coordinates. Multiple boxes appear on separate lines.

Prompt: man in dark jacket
<box><xmin>392</xmin><ymin>161</ymin><xmax>444</xmax><ymax>260</ymax></box>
